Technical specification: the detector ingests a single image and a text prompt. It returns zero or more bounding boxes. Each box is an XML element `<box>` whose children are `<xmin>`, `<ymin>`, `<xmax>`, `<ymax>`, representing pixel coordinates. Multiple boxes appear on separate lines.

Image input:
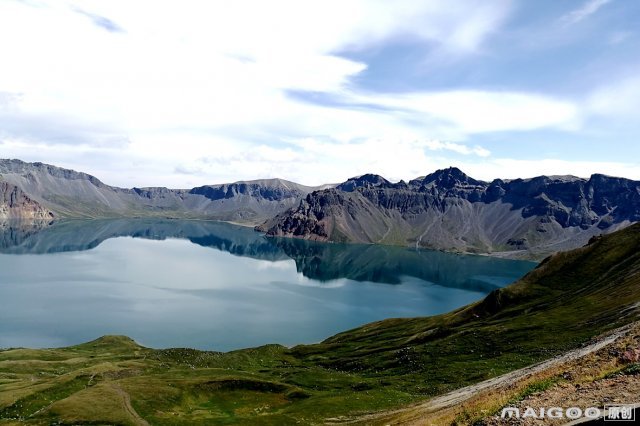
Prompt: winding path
<box><xmin>109</xmin><ymin>383</ymin><xmax>150</xmax><ymax>426</ymax></box>
<box><xmin>326</xmin><ymin>321</ymin><xmax>639</xmax><ymax>425</ymax></box>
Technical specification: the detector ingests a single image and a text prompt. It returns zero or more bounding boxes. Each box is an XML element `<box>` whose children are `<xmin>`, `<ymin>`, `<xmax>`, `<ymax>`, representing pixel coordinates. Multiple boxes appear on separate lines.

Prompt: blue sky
<box><xmin>0</xmin><ymin>0</ymin><xmax>639</xmax><ymax>187</ymax></box>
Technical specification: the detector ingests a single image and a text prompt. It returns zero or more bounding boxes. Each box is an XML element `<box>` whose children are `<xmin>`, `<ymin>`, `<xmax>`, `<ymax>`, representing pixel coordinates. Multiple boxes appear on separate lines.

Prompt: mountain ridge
<box><xmin>2</xmin><ymin>158</ymin><xmax>640</xmax><ymax>258</ymax></box>
<box><xmin>0</xmin><ymin>159</ymin><xmax>325</xmax><ymax>224</ymax></box>
<box><xmin>258</xmin><ymin>167</ymin><xmax>640</xmax><ymax>259</ymax></box>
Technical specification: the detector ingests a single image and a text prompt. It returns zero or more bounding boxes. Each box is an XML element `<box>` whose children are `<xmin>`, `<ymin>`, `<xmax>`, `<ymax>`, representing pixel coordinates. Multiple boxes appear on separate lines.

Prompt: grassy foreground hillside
<box><xmin>1</xmin><ymin>224</ymin><xmax>639</xmax><ymax>425</ymax></box>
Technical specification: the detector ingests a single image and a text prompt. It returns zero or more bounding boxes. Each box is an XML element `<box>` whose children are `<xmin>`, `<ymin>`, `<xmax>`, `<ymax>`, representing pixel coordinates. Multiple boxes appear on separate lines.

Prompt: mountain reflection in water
<box><xmin>0</xmin><ymin>219</ymin><xmax>534</xmax><ymax>293</ymax></box>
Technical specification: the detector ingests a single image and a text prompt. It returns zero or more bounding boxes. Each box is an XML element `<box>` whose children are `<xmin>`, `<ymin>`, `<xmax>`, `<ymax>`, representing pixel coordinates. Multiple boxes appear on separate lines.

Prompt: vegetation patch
<box><xmin>0</xmin><ymin>224</ymin><xmax>639</xmax><ymax>424</ymax></box>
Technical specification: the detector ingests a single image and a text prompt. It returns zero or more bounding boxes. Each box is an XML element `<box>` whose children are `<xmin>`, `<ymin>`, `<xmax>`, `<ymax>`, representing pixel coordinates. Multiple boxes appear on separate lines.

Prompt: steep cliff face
<box><xmin>0</xmin><ymin>181</ymin><xmax>54</xmax><ymax>220</ymax></box>
<box><xmin>184</xmin><ymin>179</ymin><xmax>315</xmax><ymax>222</ymax></box>
<box><xmin>258</xmin><ymin>168</ymin><xmax>640</xmax><ymax>259</ymax></box>
<box><xmin>190</xmin><ymin>179</ymin><xmax>309</xmax><ymax>202</ymax></box>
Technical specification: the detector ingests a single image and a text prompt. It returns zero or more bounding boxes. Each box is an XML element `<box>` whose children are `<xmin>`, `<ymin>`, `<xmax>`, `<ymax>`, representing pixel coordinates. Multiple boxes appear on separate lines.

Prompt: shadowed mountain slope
<box><xmin>3</xmin><ymin>159</ymin><xmax>640</xmax><ymax>257</ymax></box>
<box><xmin>259</xmin><ymin>167</ymin><xmax>640</xmax><ymax>259</ymax></box>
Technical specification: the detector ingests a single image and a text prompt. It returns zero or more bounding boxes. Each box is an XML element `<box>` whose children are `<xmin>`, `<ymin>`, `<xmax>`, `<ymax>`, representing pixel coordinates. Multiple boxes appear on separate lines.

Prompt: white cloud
<box><xmin>347</xmin><ymin>90</ymin><xmax>580</xmax><ymax>134</ymax></box>
<box><xmin>587</xmin><ymin>76</ymin><xmax>640</xmax><ymax>118</ymax></box>
<box><xmin>459</xmin><ymin>158</ymin><xmax>640</xmax><ymax>181</ymax></box>
<box><xmin>175</xmin><ymin>142</ymin><xmax>640</xmax><ymax>187</ymax></box>
<box><xmin>168</xmin><ymin>137</ymin><xmax>466</xmax><ymax>186</ymax></box>
<box><xmin>561</xmin><ymin>0</ymin><xmax>612</xmax><ymax>26</ymax></box>
<box><xmin>0</xmin><ymin>1</ymin><xmax>511</xmax><ymax>151</ymax></box>
<box><xmin>424</xmin><ymin>140</ymin><xmax>491</xmax><ymax>157</ymax></box>
<box><xmin>2</xmin><ymin>0</ymin><xmax>633</xmax><ymax>188</ymax></box>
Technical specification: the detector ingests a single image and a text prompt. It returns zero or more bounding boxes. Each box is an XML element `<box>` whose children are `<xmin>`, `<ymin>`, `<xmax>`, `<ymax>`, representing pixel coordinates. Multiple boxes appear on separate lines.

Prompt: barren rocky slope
<box><xmin>3</xmin><ymin>159</ymin><xmax>640</xmax><ymax>257</ymax></box>
<box><xmin>259</xmin><ymin>168</ymin><xmax>640</xmax><ymax>259</ymax></box>
<box><xmin>0</xmin><ymin>159</ymin><xmax>321</xmax><ymax>224</ymax></box>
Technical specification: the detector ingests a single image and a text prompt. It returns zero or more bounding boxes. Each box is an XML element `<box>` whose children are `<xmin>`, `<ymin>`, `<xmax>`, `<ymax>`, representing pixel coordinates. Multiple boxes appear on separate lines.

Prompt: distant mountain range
<box><xmin>259</xmin><ymin>167</ymin><xmax>640</xmax><ymax>258</ymax></box>
<box><xmin>0</xmin><ymin>159</ymin><xmax>324</xmax><ymax>224</ymax></box>
<box><xmin>2</xmin><ymin>159</ymin><xmax>639</xmax><ymax>259</ymax></box>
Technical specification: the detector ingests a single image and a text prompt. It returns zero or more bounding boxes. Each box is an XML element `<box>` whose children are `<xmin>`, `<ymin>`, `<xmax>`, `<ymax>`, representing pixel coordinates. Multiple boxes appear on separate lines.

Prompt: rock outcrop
<box><xmin>0</xmin><ymin>181</ymin><xmax>54</xmax><ymax>220</ymax></box>
<box><xmin>258</xmin><ymin>168</ymin><xmax>640</xmax><ymax>259</ymax></box>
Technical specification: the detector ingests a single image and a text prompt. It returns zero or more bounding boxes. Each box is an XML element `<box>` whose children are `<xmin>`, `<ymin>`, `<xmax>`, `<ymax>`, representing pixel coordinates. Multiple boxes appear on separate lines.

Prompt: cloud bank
<box><xmin>0</xmin><ymin>0</ymin><xmax>638</xmax><ymax>186</ymax></box>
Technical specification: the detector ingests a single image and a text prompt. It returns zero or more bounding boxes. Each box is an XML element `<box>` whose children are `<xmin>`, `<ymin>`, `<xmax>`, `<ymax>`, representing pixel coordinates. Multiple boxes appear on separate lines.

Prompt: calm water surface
<box><xmin>0</xmin><ymin>220</ymin><xmax>536</xmax><ymax>351</ymax></box>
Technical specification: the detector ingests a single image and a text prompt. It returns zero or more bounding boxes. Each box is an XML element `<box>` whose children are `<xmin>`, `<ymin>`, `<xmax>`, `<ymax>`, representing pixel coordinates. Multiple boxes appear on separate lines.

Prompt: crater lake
<box><xmin>0</xmin><ymin>219</ymin><xmax>536</xmax><ymax>351</ymax></box>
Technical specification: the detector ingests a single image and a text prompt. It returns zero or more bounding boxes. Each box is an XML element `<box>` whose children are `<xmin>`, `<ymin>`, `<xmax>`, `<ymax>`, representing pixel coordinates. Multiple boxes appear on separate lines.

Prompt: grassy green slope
<box><xmin>1</xmin><ymin>224</ymin><xmax>639</xmax><ymax>425</ymax></box>
<box><xmin>295</xmin><ymin>223</ymin><xmax>640</xmax><ymax>393</ymax></box>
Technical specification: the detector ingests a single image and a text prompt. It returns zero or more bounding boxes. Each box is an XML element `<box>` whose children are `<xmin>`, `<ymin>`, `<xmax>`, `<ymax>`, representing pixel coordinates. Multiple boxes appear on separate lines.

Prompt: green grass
<box><xmin>604</xmin><ymin>362</ymin><xmax>640</xmax><ymax>379</ymax></box>
<box><xmin>1</xmin><ymin>224</ymin><xmax>640</xmax><ymax>425</ymax></box>
<box><xmin>0</xmin><ymin>375</ymin><xmax>89</xmax><ymax>420</ymax></box>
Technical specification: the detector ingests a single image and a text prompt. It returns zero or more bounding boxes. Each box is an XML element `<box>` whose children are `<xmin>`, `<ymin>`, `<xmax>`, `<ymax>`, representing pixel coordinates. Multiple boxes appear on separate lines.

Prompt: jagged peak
<box><xmin>411</xmin><ymin>167</ymin><xmax>484</xmax><ymax>188</ymax></box>
<box><xmin>336</xmin><ymin>173</ymin><xmax>391</xmax><ymax>192</ymax></box>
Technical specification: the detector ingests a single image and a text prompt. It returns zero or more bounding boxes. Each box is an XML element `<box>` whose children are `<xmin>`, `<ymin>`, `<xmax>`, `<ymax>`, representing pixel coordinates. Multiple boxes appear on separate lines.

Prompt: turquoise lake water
<box><xmin>0</xmin><ymin>219</ymin><xmax>535</xmax><ymax>351</ymax></box>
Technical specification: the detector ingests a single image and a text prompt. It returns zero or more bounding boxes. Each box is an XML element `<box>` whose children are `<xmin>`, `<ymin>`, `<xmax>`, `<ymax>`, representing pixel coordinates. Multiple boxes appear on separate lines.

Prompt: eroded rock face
<box><xmin>258</xmin><ymin>168</ymin><xmax>640</xmax><ymax>258</ymax></box>
<box><xmin>0</xmin><ymin>181</ymin><xmax>54</xmax><ymax>220</ymax></box>
<box><xmin>189</xmin><ymin>180</ymin><xmax>307</xmax><ymax>202</ymax></box>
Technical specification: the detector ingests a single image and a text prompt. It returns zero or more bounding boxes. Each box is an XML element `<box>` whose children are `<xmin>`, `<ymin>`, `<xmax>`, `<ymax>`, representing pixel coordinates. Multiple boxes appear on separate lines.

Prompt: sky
<box><xmin>0</xmin><ymin>0</ymin><xmax>639</xmax><ymax>188</ymax></box>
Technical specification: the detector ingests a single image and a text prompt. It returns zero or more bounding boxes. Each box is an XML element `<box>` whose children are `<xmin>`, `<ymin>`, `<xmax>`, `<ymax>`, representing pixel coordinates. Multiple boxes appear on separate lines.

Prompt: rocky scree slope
<box><xmin>258</xmin><ymin>167</ymin><xmax>640</xmax><ymax>258</ymax></box>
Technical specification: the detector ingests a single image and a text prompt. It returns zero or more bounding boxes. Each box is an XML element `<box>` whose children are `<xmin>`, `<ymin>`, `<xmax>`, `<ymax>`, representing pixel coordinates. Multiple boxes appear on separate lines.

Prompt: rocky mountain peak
<box><xmin>336</xmin><ymin>174</ymin><xmax>391</xmax><ymax>192</ymax></box>
<box><xmin>189</xmin><ymin>179</ymin><xmax>312</xmax><ymax>202</ymax></box>
<box><xmin>412</xmin><ymin>167</ymin><xmax>485</xmax><ymax>189</ymax></box>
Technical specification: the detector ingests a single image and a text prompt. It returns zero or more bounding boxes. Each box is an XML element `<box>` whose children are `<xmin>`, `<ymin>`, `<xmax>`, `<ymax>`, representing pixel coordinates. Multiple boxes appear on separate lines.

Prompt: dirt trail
<box><xmin>326</xmin><ymin>322</ymin><xmax>639</xmax><ymax>425</ymax></box>
<box><xmin>109</xmin><ymin>383</ymin><xmax>150</xmax><ymax>426</ymax></box>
